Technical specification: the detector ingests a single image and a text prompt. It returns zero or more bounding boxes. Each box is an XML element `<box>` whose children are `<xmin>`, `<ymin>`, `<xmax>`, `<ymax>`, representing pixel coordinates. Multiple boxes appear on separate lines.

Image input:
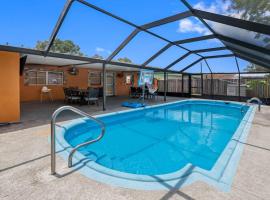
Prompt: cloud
<box><xmin>177</xmin><ymin>18</ymin><xmax>210</xmax><ymax>35</ymax></box>
<box><xmin>95</xmin><ymin>47</ymin><xmax>111</xmax><ymax>55</ymax></box>
<box><xmin>194</xmin><ymin>0</ymin><xmax>231</xmax><ymax>14</ymax></box>
<box><xmin>95</xmin><ymin>47</ymin><xmax>105</xmax><ymax>52</ymax></box>
<box><xmin>194</xmin><ymin>1</ymin><xmax>219</xmax><ymax>13</ymax></box>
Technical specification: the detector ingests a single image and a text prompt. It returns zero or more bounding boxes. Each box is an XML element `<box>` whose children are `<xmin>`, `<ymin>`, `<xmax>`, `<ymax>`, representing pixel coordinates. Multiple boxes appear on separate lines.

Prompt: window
<box><xmin>125</xmin><ymin>74</ymin><xmax>133</xmax><ymax>85</ymax></box>
<box><xmin>48</xmin><ymin>71</ymin><xmax>64</xmax><ymax>85</ymax></box>
<box><xmin>24</xmin><ymin>70</ymin><xmax>63</xmax><ymax>85</ymax></box>
<box><xmin>89</xmin><ymin>71</ymin><xmax>101</xmax><ymax>86</ymax></box>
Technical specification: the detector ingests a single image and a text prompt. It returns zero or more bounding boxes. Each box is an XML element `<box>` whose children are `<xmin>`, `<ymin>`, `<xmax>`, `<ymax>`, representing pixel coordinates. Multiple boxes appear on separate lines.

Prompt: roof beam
<box><xmin>143</xmin><ymin>35</ymin><xmax>217</xmax><ymax>70</ymax></box>
<box><xmin>193</xmin><ymin>47</ymin><xmax>227</xmax><ymax>53</ymax></box>
<box><xmin>193</xmin><ymin>9</ymin><xmax>270</xmax><ymax>35</ymax></box>
<box><xmin>236</xmin><ymin>54</ymin><xmax>270</xmax><ymax>69</ymax></box>
<box><xmin>142</xmin><ymin>45</ymin><xmax>227</xmax><ymax>69</ymax></box>
<box><xmin>0</xmin><ymin>45</ymin><xmax>178</xmax><ymax>72</ymax></box>
<box><xmin>174</xmin><ymin>35</ymin><xmax>215</xmax><ymax>45</ymax></box>
<box><xmin>232</xmin><ymin>49</ymin><xmax>270</xmax><ymax>69</ymax></box>
<box><xmin>106</xmin><ymin>29</ymin><xmax>140</xmax><ymax>62</ymax></box>
<box><xmin>179</xmin><ymin>53</ymin><xmax>234</xmax><ymax>73</ymax></box>
<box><xmin>142</xmin><ymin>44</ymin><xmax>172</xmax><ymax>67</ymax></box>
<box><xmin>180</xmin><ymin>0</ymin><xmax>235</xmax><ymax>60</ymax></box>
<box><xmin>180</xmin><ymin>58</ymin><xmax>203</xmax><ymax>72</ymax></box>
<box><xmin>141</xmin><ymin>11</ymin><xmax>192</xmax><ymax>29</ymax></box>
<box><xmin>77</xmin><ymin>0</ymin><xmax>201</xmax><ymax>61</ymax></box>
<box><xmin>165</xmin><ymin>52</ymin><xmax>192</xmax><ymax>70</ymax></box>
<box><xmin>217</xmin><ymin>34</ymin><xmax>270</xmax><ymax>55</ymax></box>
<box><xmin>204</xmin><ymin>54</ymin><xmax>234</xmax><ymax>59</ymax></box>
<box><xmin>45</xmin><ymin>0</ymin><xmax>74</xmax><ymax>56</ymax></box>
<box><xmin>229</xmin><ymin>46</ymin><xmax>270</xmax><ymax>64</ymax></box>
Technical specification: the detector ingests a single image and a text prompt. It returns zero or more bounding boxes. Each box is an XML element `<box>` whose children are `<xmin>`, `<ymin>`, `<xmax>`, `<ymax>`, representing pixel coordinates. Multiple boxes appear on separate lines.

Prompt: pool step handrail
<box><xmin>51</xmin><ymin>106</ymin><xmax>105</xmax><ymax>175</ymax></box>
<box><xmin>247</xmin><ymin>97</ymin><xmax>262</xmax><ymax>112</ymax></box>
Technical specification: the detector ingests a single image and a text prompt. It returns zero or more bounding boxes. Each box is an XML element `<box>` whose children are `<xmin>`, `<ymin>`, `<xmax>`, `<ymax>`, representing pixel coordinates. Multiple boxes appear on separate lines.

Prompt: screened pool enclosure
<box><xmin>0</xmin><ymin>0</ymin><xmax>269</xmax><ymax>107</ymax></box>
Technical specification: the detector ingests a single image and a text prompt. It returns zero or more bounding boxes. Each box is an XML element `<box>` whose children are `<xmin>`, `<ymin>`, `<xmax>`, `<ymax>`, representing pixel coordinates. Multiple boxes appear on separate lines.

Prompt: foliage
<box><xmin>36</xmin><ymin>39</ymin><xmax>84</xmax><ymax>56</ymax></box>
<box><xmin>91</xmin><ymin>54</ymin><xmax>103</xmax><ymax>60</ymax></box>
<box><xmin>246</xmin><ymin>79</ymin><xmax>267</xmax><ymax>90</ymax></box>
<box><xmin>229</xmin><ymin>0</ymin><xmax>270</xmax><ymax>25</ymax></box>
<box><xmin>228</xmin><ymin>0</ymin><xmax>270</xmax><ymax>46</ymax></box>
<box><xmin>244</xmin><ymin>63</ymin><xmax>269</xmax><ymax>72</ymax></box>
<box><xmin>117</xmin><ymin>57</ymin><xmax>132</xmax><ymax>63</ymax></box>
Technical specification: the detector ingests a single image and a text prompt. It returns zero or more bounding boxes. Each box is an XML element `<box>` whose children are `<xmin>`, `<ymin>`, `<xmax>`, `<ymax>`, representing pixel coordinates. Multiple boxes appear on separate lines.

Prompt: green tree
<box><xmin>36</xmin><ymin>39</ymin><xmax>84</xmax><ymax>56</ymax></box>
<box><xmin>117</xmin><ymin>57</ymin><xmax>132</xmax><ymax>63</ymax></box>
<box><xmin>91</xmin><ymin>54</ymin><xmax>103</xmax><ymax>60</ymax></box>
<box><xmin>244</xmin><ymin>63</ymin><xmax>269</xmax><ymax>72</ymax></box>
<box><xmin>229</xmin><ymin>0</ymin><xmax>270</xmax><ymax>25</ymax></box>
<box><xmin>228</xmin><ymin>0</ymin><xmax>270</xmax><ymax>46</ymax></box>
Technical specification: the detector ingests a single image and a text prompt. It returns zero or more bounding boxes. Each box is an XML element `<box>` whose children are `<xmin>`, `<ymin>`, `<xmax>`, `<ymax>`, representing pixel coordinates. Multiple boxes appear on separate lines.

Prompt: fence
<box><xmin>158</xmin><ymin>76</ymin><xmax>270</xmax><ymax>100</ymax></box>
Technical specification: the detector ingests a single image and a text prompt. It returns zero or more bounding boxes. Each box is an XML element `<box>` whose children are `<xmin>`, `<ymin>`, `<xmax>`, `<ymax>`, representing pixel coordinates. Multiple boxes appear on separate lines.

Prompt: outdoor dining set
<box><xmin>129</xmin><ymin>86</ymin><xmax>158</xmax><ymax>100</ymax></box>
<box><xmin>63</xmin><ymin>87</ymin><xmax>100</xmax><ymax>106</ymax></box>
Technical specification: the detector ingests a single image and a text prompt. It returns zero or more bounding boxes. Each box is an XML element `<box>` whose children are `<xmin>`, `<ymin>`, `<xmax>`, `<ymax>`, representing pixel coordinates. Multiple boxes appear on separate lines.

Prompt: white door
<box><xmin>106</xmin><ymin>72</ymin><xmax>115</xmax><ymax>96</ymax></box>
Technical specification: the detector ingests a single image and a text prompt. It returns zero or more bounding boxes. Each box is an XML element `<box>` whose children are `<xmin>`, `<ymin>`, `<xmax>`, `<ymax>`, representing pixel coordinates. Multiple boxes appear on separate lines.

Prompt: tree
<box><xmin>91</xmin><ymin>54</ymin><xmax>103</xmax><ymax>60</ymax></box>
<box><xmin>228</xmin><ymin>0</ymin><xmax>270</xmax><ymax>25</ymax></box>
<box><xmin>36</xmin><ymin>39</ymin><xmax>84</xmax><ymax>56</ymax></box>
<box><xmin>228</xmin><ymin>0</ymin><xmax>270</xmax><ymax>46</ymax></box>
<box><xmin>117</xmin><ymin>57</ymin><xmax>132</xmax><ymax>63</ymax></box>
<box><xmin>244</xmin><ymin>63</ymin><xmax>269</xmax><ymax>72</ymax></box>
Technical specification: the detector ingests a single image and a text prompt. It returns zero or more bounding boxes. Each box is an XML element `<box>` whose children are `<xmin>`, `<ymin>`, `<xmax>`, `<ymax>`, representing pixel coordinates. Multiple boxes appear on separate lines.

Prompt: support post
<box><xmin>200</xmin><ymin>62</ymin><xmax>203</xmax><ymax>96</ymax></box>
<box><xmin>204</xmin><ymin>59</ymin><xmax>213</xmax><ymax>99</ymax></box>
<box><xmin>188</xmin><ymin>74</ymin><xmax>192</xmax><ymax>97</ymax></box>
<box><xmin>181</xmin><ymin>74</ymin><xmax>184</xmax><ymax>95</ymax></box>
<box><xmin>235</xmin><ymin>57</ymin><xmax>241</xmax><ymax>101</ymax></box>
<box><xmin>102</xmin><ymin>63</ymin><xmax>106</xmax><ymax>111</ymax></box>
<box><xmin>164</xmin><ymin>71</ymin><xmax>167</xmax><ymax>101</ymax></box>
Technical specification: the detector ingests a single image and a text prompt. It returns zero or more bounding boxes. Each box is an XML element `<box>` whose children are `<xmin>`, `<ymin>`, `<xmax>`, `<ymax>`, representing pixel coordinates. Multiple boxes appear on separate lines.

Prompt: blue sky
<box><xmin>0</xmin><ymin>0</ymin><xmax>253</xmax><ymax>72</ymax></box>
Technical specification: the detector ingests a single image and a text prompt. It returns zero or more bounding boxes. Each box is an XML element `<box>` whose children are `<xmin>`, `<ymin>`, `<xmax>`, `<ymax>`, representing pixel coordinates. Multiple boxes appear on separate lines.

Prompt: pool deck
<box><xmin>1</xmin><ymin>96</ymin><xmax>270</xmax><ymax>200</ymax></box>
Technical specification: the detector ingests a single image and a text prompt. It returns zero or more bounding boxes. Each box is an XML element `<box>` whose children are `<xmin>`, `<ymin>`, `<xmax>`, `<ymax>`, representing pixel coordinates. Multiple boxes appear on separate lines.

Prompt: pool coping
<box><xmin>54</xmin><ymin>99</ymin><xmax>256</xmax><ymax>191</ymax></box>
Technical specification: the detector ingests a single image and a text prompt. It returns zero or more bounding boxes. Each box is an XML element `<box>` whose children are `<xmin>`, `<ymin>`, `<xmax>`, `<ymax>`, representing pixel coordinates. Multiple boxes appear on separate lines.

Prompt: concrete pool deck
<box><xmin>1</xmin><ymin>97</ymin><xmax>270</xmax><ymax>200</ymax></box>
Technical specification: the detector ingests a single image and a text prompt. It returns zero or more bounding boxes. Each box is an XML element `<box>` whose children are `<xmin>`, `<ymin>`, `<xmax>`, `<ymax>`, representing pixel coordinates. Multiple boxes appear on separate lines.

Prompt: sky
<box><xmin>0</xmin><ymin>0</ymin><xmax>261</xmax><ymax>73</ymax></box>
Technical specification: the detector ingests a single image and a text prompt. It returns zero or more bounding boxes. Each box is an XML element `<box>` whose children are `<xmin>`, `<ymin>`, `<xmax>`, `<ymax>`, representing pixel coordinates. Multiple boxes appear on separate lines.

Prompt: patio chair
<box><xmin>136</xmin><ymin>87</ymin><xmax>143</xmax><ymax>98</ymax></box>
<box><xmin>63</xmin><ymin>88</ymin><xmax>70</xmax><ymax>103</ymax></box>
<box><xmin>84</xmin><ymin>88</ymin><xmax>99</xmax><ymax>106</ymax></box>
<box><xmin>130</xmin><ymin>87</ymin><xmax>137</xmax><ymax>98</ymax></box>
<box><xmin>40</xmin><ymin>86</ymin><xmax>53</xmax><ymax>103</ymax></box>
<box><xmin>148</xmin><ymin>87</ymin><xmax>158</xmax><ymax>100</ymax></box>
<box><xmin>67</xmin><ymin>88</ymin><xmax>81</xmax><ymax>103</ymax></box>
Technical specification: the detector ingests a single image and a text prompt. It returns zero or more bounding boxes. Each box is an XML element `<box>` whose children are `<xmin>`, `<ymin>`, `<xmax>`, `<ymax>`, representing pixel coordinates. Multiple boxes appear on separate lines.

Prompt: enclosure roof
<box><xmin>26</xmin><ymin>54</ymin><xmax>139</xmax><ymax>71</ymax></box>
<box><xmin>0</xmin><ymin>0</ymin><xmax>269</xmax><ymax>73</ymax></box>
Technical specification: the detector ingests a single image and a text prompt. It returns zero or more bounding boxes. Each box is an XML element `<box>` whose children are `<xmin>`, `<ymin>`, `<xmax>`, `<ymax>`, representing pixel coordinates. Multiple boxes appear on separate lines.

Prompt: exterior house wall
<box><xmin>20</xmin><ymin>65</ymin><xmax>89</xmax><ymax>102</ymax></box>
<box><xmin>0</xmin><ymin>51</ymin><xmax>20</xmax><ymax>123</ymax></box>
<box><xmin>115</xmin><ymin>72</ymin><xmax>139</xmax><ymax>96</ymax></box>
<box><xmin>20</xmin><ymin>65</ymin><xmax>138</xmax><ymax>102</ymax></box>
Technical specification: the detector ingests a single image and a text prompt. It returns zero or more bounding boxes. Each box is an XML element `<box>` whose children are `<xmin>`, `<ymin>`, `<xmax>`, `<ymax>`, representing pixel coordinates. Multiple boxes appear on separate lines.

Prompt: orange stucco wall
<box><xmin>20</xmin><ymin>66</ymin><xmax>90</xmax><ymax>102</ymax></box>
<box><xmin>0</xmin><ymin>51</ymin><xmax>20</xmax><ymax>123</ymax></box>
<box><xmin>115</xmin><ymin>72</ymin><xmax>138</xmax><ymax>96</ymax></box>
<box><xmin>20</xmin><ymin>65</ymin><xmax>138</xmax><ymax>102</ymax></box>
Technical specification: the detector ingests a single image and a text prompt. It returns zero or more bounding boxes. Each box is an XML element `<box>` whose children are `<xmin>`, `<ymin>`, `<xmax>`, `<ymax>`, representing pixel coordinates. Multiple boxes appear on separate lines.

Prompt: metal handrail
<box><xmin>51</xmin><ymin>106</ymin><xmax>105</xmax><ymax>175</ymax></box>
<box><xmin>240</xmin><ymin>97</ymin><xmax>262</xmax><ymax>113</ymax></box>
<box><xmin>247</xmin><ymin>97</ymin><xmax>262</xmax><ymax>112</ymax></box>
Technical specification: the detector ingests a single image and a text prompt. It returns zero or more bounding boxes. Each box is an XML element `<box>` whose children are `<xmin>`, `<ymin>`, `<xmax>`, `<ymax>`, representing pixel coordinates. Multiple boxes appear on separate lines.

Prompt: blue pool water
<box><xmin>64</xmin><ymin>101</ymin><xmax>248</xmax><ymax>176</ymax></box>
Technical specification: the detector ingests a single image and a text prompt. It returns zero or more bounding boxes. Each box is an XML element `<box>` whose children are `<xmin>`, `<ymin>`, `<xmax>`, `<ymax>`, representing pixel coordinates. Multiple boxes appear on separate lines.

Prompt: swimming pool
<box><xmin>55</xmin><ymin>100</ymin><xmax>255</xmax><ymax>191</ymax></box>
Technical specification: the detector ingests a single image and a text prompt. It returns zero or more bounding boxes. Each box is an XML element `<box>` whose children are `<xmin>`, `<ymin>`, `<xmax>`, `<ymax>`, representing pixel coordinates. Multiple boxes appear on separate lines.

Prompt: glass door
<box><xmin>106</xmin><ymin>72</ymin><xmax>115</xmax><ymax>96</ymax></box>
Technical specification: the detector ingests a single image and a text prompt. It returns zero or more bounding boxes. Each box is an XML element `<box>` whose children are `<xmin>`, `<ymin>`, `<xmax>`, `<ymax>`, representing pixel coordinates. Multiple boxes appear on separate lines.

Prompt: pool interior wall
<box><xmin>54</xmin><ymin>99</ymin><xmax>256</xmax><ymax>191</ymax></box>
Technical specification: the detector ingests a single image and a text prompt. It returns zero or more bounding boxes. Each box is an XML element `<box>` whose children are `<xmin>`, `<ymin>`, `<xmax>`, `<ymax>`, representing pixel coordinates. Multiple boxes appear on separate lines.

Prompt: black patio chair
<box><xmin>136</xmin><ymin>87</ymin><xmax>143</xmax><ymax>98</ymax></box>
<box><xmin>84</xmin><ymin>88</ymin><xmax>99</xmax><ymax>106</ymax></box>
<box><xmin>130</xmin><ymin>87</ymin><xmax>137</xmax><ymax>98</ymax></box>
<box><xmin>68</xmin><ymin>88</ymin><xmax>81</xmax><ymax>103</ymax></box>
